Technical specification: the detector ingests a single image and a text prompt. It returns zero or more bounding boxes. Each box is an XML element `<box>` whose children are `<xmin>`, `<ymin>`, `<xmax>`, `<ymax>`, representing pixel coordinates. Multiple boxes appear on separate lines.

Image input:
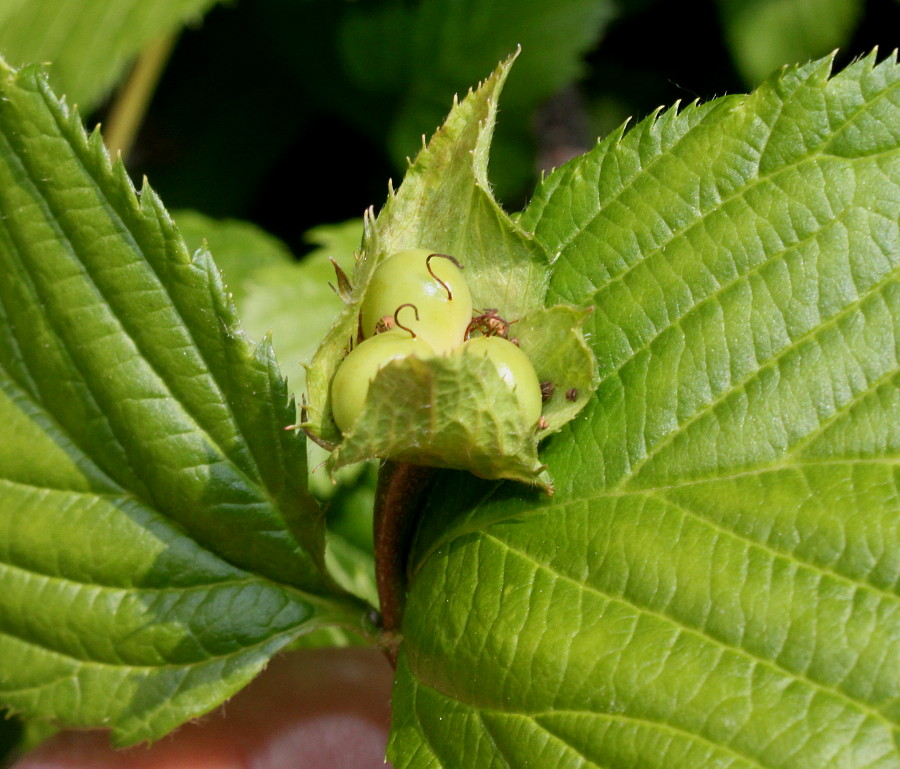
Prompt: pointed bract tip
<box><xmin>330</xmin><ymin>256</ymin><xmax>353</xmax><ymax>300</ymax></box>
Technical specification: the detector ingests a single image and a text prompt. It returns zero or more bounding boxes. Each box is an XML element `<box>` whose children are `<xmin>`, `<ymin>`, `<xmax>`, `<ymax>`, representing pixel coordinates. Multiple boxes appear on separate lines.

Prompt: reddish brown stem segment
<box><xmin>373</xmin><ymin>460</ymin><xmax>436</xmax><ymax>667</ymax></box>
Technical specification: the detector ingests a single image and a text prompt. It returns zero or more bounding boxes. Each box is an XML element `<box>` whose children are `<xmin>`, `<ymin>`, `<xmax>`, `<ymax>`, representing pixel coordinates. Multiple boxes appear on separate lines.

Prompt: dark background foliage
<box><xmin>117</xmin><ymin>0</ymin><xmax>899</xmax><ymax>255</ymax></box>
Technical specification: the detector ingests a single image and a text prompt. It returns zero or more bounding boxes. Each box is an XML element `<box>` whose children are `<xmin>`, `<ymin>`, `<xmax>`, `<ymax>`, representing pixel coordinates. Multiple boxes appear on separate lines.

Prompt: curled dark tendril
<box><xmin>393</xmin><ymin>302</ymin><xmax>420</xmax><ymax>338</ymax></box>
<box><xmin>426</xmin><ymin>253</ymin><xmax>462</xmax><ymax>301</ymax></box>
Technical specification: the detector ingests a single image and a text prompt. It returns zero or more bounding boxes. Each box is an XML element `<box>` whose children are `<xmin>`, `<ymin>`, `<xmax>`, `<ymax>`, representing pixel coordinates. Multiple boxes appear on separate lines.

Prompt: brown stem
<box><xmin>373</xmin><ymin>460</ymin><xmax>436</xmax><ymax>666</ymax></box>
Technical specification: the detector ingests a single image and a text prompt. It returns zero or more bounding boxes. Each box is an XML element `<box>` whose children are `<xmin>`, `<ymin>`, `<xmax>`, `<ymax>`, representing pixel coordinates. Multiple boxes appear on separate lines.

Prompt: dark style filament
<box><xmin>426</xmin><ymin>253</ymin><xmax>462</xmax><ymax>301</ymax></box>
<box><xmin>393</xmin><ymin>303</ymin><xmax>420</xmax><ymax>337</ymax></box>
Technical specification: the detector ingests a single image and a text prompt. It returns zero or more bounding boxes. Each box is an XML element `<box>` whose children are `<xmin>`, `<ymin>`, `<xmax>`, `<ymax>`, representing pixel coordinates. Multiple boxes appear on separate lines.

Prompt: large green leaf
<box><xmin>175</xmin><ymin>212</ymin><xmax>358</xmax><ymax>400</ymax></box>
<box><xmin>390</xmin><ymin>52</ymin><xmax>900</xmax><ymax>768</ymax></box>
<box><xmin>175</xmin><ymin>211</ymin><xmax>379</xmax><ymax>613</ymax></box>
<box><xmin>0</xmin><ymin>0</ymin><xmax>219</xmax><ymax>111</ymax></box>
<box><xmin>0</xmin><ymin>60</ymin><xmax>369</xmax><ymax>745</ymax></box>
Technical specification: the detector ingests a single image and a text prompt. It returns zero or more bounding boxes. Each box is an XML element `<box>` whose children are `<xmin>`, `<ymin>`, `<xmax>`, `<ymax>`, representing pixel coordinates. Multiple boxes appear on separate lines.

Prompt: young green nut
<box><xmin>360</xmin><ymin>249</ymin><xmax>473</xmax><ymax>354</ymax></box>
<box><xmin>330</xmin><ymin>330</ymin><xmax>434</xmax><ymax>434</ymax></box>
<box><xmin>457</xmin><ymin>336</ymin><xmax>543</xmax><ymax>427</ymax></box>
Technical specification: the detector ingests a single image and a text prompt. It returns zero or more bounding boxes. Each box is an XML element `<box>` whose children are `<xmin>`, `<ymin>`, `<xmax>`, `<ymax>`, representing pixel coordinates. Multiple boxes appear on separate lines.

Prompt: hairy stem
<box><xmin>374</xmin><ymin>460</ymin><xmax>435</xmax><ymax>666</ymax></box>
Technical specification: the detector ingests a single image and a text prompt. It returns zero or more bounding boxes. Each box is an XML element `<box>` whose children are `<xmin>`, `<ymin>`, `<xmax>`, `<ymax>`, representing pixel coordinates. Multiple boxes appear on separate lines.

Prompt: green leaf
<box><xmin>714</xmin><ymin>0</ymin><xmax>863</xmax><ymax>85</ymax></box>
<box><xmin>325</xmin><ymin>530</ymin><xmax>379</xmax><ymax>610</ymax></box>
<box><xmin>0</xmin><ymin>0</ymin><xmax>219</xmax><ymax>111</ymax></box>
<box><xmin>175</xmin><ymin>213</ymin><xmax>379</xmax><ymax>612</ymax></box>
<box><xmin>175</xmin><ymin>212</ymin><xmax>358</xmax><ymax>399</ymax></box>
<box><xmin>0</xmin><ymin>60</ymin><xmax>369</xmax><ymax>745</ymax></box>
<box><xmin>391</xmin><ymin>52</ymin><xmax>900</xmax><ymax>768</ymax></box>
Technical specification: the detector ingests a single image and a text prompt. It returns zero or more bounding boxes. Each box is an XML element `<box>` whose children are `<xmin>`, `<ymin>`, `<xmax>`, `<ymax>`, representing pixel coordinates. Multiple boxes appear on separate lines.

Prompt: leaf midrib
<box><xmin>0</xmin><ymin>476</ymin><xmax>341</xmax><ymax>606</ymax></box>
<box><xmin>0</xmin><ymin>621</ymin><xmax>302</xmax><ymax>675</ymax></box>
<box><xmin>419</xmin><ymin>464</ymin><xmax>898</xmax><ymax>600</ymax></box>
<box><xmin>0</xmin><ymin>554</ymin><xmax>359</xmax><ymax>669</ymax></box>
<box><xmin>0</xmin><ymin>360</ymin><xmax>326</xmax><ymax>597</ymax></box>
<box><xmin>0</xmin><ymin>218</ymin><xmax>277</xmax><ymax>529</ymax></box>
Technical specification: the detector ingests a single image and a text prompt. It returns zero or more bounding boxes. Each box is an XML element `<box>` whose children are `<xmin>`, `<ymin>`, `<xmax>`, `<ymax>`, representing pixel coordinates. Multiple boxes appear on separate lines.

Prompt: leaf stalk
<box><xmin>373</xmin><ymin>460</ymin><xmax>436</xmax><ymax>666</ymax></box>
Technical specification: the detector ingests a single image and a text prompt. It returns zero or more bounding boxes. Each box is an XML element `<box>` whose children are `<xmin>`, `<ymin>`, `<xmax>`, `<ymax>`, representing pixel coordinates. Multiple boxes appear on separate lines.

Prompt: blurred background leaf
<box><xmin>0</xmin><ymin>0</ymin><xmax>219</xmax><ymax>110</ymax></box>
<box><xmin>175</xmin><ymin>212</ymin><xmax>357</xmax><ymax>399</ymax></box>
<box><xmin>336</xmin><ymin>0</ymin><xmax>618</xmax><ymax>202</ymax></box>
<box><xmin>120</xmin><ymin>0</ymin><xmax>896</xmax><ymax>256</ymax></box>
<box><xmin>714</xmin><ymin>0</ymin><xmax>864</xmax><ymax>85</ymax></box>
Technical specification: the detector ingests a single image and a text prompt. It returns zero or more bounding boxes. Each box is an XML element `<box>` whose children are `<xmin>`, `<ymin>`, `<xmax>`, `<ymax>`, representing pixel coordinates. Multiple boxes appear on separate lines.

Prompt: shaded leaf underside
<box><xmin>391</xmin><ymin>52</ymin><xmax>900</xmax><ymax>769</ymax></box>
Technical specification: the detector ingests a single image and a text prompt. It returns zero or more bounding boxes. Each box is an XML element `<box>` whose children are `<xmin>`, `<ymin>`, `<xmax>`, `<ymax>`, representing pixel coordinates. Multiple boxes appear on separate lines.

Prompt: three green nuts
<box><xmin>330</xmin><ymin>248</ymin><xmax>542</xmax><ymax>433</ymax></box>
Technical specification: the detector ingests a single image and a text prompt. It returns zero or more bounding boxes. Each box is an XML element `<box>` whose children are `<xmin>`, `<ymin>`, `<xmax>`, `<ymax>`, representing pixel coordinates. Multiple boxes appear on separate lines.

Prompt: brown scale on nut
<box><xmin>540</xmin><ymin>381</ymin><xmax>556</xmax><ymax>402</ymax></box>
<box><xmin>374</xmin><ymin>314</ymin><xmax>395</xmax><ymax>334</ymax></box>
<box><xmin>566</xmin><ymin>388</ymin><xmax>578</xmax><ymax>402</ymax></box>
<box><xmin>465</xmin><ymin>308</ymin><xmax>516</xmax><ymax>340</ymax></box>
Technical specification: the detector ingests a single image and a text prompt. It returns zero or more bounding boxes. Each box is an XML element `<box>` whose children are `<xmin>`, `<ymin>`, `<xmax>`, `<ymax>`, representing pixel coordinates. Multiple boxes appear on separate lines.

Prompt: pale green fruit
<box><xmin>457</xmin><ymin>336</ymin><xmax>543</xmax><ymax>426</ymax></box>
<box><xmin>330</xmin><ymin>331</ymin><xmax>434</xmax><ymax>433</ymax></box>
<box><xmin>360</xmin><ymin>249</ymin><xmax>473</xmax><ymax>354</ymax></box>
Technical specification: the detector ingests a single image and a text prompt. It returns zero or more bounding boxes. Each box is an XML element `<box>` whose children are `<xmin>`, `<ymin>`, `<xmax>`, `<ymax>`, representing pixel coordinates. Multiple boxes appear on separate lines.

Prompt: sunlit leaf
<box><xmin>0</xmin><ymin>60</ymin><xmax>368</xmax><ymax>745</ymax></box>
<box><xmin>391</xmin><ymin>51</ymin><xmax>900</xmax><ymax>769</ymax></box>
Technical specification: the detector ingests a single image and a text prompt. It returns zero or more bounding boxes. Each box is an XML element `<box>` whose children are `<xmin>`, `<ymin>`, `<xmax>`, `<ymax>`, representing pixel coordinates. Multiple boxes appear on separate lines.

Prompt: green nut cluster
<box><xmin>331</xmin><ymin>248</ymin><xmax>543</xmax><ymax>434</ymax></box>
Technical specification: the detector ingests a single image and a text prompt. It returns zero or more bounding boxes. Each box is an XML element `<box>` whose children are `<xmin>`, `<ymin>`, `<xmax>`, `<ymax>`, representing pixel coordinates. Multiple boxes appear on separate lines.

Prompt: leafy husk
<box><xmin>303</xmin><ymin>53</ymin><xmax>597</xmax><ymax>487</ymax></box>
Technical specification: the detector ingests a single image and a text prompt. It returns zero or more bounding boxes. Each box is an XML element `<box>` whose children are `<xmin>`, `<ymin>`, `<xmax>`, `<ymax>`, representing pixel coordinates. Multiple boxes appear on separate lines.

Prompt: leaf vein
<box><xmin>620</xmin><ymin>263</ymin><xmax>900</xmax><ymax>489</ymax></box>
<box><xmin>481</xmin><ymin>530</ymin><xmax>896</xmax><ymax>732</ymax></box>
